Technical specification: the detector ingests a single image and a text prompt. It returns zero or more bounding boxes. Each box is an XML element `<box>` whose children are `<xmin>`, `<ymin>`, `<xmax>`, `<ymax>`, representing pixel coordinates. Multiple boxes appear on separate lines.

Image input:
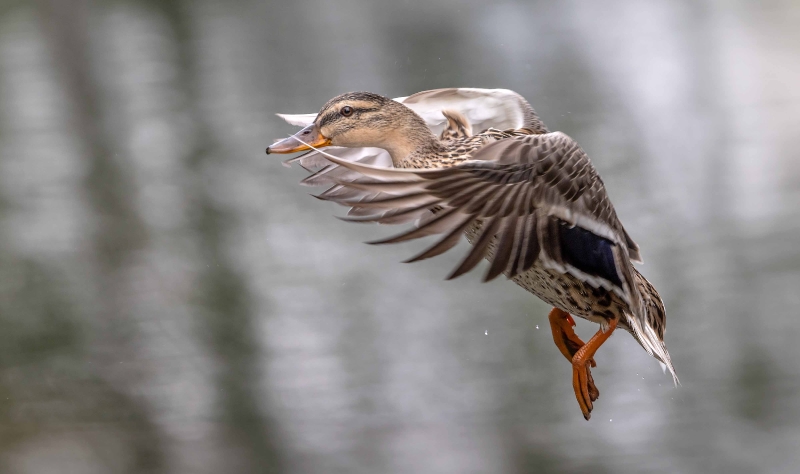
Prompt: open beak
<box><xmin>266</xmin><ymin>124</ymin><xmax>331</xmax><ymax>154</ymax></box>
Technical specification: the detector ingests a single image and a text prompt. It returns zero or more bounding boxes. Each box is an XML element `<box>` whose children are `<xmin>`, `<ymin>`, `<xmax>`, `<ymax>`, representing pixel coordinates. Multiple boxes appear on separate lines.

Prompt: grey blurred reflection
<box><xmin>0</xmin><ymin>0</ymin><xmax>798</xmax><ymax>472</ymax></box>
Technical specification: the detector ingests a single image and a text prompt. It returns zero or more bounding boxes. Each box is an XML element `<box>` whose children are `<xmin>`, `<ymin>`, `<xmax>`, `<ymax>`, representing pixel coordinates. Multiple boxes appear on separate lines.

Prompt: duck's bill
<box><xmin>266</xmin><ymin>124</ymin><xmax>331</xmax><ymax>154</ymax></box>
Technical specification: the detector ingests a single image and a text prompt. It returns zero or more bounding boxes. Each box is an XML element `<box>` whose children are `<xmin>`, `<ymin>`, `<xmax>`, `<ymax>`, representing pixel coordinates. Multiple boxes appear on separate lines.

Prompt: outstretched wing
<box><xmin>313</xmin><ymin>132</ymin><xmax>648</xmax><ymax>340</ymax></box>
<box><xmin>398</xmin><ymin>88</ymin><xmax>547</xmax><ymax>134</ymax></box>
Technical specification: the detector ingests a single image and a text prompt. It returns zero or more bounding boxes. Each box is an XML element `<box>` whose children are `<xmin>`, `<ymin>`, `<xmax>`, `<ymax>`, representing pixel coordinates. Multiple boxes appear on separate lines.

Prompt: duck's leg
<box><xmin>571</xmin><ymin>317</ymin><xmax>618</xmax><ymax>420</ymax></box>
<box><xmin>547</xmin><ymin>308</ymin><xmax>599</xmax><ymax>403</ymax></box>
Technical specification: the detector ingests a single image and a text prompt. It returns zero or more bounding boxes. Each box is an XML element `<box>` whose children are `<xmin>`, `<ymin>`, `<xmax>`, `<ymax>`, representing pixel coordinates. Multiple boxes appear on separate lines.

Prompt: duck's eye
<box><xmin>340</xmin><ymin>106</ymin><xmax>354</xmax><ymax>117</ymax></box>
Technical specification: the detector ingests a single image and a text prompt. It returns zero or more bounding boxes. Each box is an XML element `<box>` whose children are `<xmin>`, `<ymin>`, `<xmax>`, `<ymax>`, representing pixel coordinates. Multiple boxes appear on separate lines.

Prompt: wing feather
<box><xmin>403</xmin><ymin>213</ymin><xmax>475</xmax><ymax>263</ymax></box>
<box><xmin>447</xmin><ymin>216</ymin><xmax>501</xmax><ymax>280</ymax></box>
<box><xmin>484</xmin><ymin>215</ymin><xmax>517</xmax><ymax>281</ymax></box>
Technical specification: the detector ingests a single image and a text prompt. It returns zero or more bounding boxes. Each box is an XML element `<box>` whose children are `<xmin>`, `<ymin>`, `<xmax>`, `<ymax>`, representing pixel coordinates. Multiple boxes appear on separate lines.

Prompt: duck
<box><xmin>267</xmin><ymin>88</ymin><xmax>678</xmax><ymax>420</ymax></box>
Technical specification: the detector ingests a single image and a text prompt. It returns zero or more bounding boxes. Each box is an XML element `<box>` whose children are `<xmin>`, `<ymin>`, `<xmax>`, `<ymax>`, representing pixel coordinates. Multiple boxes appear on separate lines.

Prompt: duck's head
<box><xmin>267</xmin><ymin>92</ymin><xmax>437</xmax><ymax>163</ymax></box>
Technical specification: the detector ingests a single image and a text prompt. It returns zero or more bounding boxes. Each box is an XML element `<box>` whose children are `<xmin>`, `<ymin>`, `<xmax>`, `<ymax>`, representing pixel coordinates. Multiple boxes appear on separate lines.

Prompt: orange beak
<box><xmin>266</xmin><ymin>124</ymin><xmax>331</xmax><ymax>154</ymax></box>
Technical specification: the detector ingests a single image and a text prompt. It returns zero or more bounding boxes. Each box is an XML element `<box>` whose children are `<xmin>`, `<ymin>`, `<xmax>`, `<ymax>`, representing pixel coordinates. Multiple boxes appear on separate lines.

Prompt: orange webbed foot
<box><xmin>572</xmin><ymin>359</ymin><xmax>595</xmax><ymax>420</ymax></box>
<box><xmin>570</xmin><ymin>317</ymin><xmax>619</xmax><ymax>421</ymax></box>
<box><xmin>548</xmin><ymin>308</ymin><xmax>600</xmax><ymax>405</ymax></box>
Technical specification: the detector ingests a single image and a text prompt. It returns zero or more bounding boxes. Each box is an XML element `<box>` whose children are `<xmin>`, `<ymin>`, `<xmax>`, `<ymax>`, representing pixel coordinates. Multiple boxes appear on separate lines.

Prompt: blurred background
<box><xmin>0</xmin><ymin>0</ymin><xmax>798</xmax><ymax>472</ymax></box>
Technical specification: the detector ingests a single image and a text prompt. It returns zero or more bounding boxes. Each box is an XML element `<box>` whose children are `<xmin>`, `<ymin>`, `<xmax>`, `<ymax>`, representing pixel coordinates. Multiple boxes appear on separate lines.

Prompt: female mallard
<box><xmin>267</xmin><ymin>88</ymin><xmax>678</xmax><ymax>420</ymax></box>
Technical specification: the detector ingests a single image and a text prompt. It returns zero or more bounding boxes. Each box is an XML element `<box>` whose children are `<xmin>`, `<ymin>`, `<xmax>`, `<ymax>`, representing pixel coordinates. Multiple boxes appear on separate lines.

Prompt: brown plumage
<box><xmin>267</xmin><ymin>88</ymin><xmax>678</xmax><ymax>420</ymax></box>
<box><xmin>439</xmin><ymin>109</ymin><xmax>473</xmax><ymax>141</ymax></box>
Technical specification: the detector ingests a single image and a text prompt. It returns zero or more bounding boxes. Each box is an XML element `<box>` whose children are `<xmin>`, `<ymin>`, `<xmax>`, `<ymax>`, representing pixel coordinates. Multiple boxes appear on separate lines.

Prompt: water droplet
<box><xmin>484</xmin><ymin>330</ymin><xmax>488</xmax><ymax>335</ymax></box>
<box><xmin>535</xmin><ymin>325</ymin><xmax>539</xmax><ymax>329</ymax></box>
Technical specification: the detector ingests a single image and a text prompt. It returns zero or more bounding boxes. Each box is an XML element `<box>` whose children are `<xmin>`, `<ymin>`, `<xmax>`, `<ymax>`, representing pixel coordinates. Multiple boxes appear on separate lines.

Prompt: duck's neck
<box><xmin>381</xmin><ymin>115</ymin><xmax>444</xmax><ymax>167</ymax></box>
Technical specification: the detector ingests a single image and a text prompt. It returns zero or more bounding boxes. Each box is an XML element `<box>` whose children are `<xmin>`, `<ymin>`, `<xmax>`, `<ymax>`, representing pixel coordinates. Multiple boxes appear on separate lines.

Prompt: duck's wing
<box><xmin>399</xmin><ymin>87</ymin><xmax>547</xmax><ymax>134</ymax></box>
<box><xmin>314</xmin><ymin>132</ymin><xmax>650</xmax><ymax>346</ymax></box>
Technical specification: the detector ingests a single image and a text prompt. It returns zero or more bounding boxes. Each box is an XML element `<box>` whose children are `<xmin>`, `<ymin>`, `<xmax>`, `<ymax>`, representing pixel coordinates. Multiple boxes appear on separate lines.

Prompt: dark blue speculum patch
<box><xmin>558</xmin><ymin>222</ymin><xmax>622</xmax><ymax>287</ymax></box>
